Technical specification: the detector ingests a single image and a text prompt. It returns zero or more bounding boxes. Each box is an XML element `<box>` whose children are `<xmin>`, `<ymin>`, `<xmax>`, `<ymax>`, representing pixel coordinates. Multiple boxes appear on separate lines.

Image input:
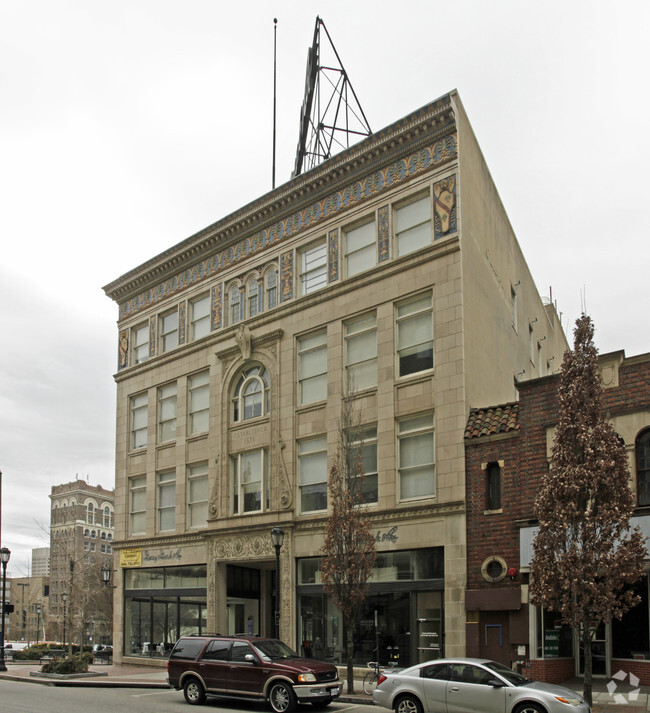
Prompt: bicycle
<box><xmin>363</xmin><ymin>660</ymin><xmax>383</xmax><ymax>695</ymax></box>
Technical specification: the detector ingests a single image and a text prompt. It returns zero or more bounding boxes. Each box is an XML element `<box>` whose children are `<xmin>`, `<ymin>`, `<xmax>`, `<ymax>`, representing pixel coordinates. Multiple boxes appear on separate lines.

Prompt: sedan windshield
<box><xmin>484</xmin><ymin>661</ymin><xmax>530</xmax><ymax>686</ymax></box>
<box><xmin>254</xmin><ymin>640</ymin><xmax>299</xmax><ymax>660</ymax></box>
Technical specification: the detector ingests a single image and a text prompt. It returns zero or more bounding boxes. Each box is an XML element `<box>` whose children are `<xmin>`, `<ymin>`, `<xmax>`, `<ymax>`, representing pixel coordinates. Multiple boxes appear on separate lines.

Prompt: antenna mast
<box><xmin>292</xmin><ymin>17</ymin><xmax>372</xmax><ymax>178</ymax></box>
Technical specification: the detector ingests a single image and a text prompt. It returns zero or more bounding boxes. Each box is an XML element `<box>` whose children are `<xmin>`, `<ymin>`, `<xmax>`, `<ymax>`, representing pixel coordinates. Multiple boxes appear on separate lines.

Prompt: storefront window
<box><xmin>297</xmin><ymin>548</ymin><xmax>443</xmax><ymax>668</ymax></box>
<box><xmin>612</xmin><ymin>575</ymin><xmax>649</xmax><ymax>659</ymax></box>
<box><xmin>124</xmin><ymin>564</ymin><xmax>207</xmax><ymax>657</ymax></box>
<box><xmin>534</xmin><ymin>606</ymin><xmax>573</xmax><ymax>658</ymax></box>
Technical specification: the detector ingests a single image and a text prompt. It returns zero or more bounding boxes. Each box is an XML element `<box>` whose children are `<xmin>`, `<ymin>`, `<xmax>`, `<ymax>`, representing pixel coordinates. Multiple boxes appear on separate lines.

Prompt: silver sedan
<box><xmin>372</xmin><ymin>658</ymin><xmax>591</xmax><ymax>713</ymax></box>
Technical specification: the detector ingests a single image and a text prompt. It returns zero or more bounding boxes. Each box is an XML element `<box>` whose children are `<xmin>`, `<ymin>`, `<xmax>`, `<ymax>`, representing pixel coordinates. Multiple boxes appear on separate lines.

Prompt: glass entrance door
<box><xmin>578</xmin><ymin>622</ymin><xmax>608</xmax><ymax>677</ymax></box>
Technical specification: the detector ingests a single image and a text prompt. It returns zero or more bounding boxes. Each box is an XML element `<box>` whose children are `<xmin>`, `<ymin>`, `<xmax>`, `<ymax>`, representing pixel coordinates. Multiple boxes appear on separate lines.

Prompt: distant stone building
<box><xmin>6</xmin><ymin>575</ymin><xmax>49</xmax><ymax>643</ymax></box>
<box><xmin>465</xmin><ymin>350</ymin><xmax>650</xmax><ymax>683</ymax></box>
<box><xmin>49</xmin><ymin>480</ymin><xmax>115</xmax><ymax>645</ymax></box>
<box><xmin>104</xmin><ymin>90</ymin><xmax>568</xmax><ymax>666</ymax></box>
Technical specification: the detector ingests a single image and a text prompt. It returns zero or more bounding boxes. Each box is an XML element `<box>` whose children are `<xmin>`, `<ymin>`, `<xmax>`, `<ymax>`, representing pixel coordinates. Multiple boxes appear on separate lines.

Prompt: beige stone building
<box><xmin>103</xmin><ymin>90</ymin><xmax>568</xmax><ymax>666</ymax></box>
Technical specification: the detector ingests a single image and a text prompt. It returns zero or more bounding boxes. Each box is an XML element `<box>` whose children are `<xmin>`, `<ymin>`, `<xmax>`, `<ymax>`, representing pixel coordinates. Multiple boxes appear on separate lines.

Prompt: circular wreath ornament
<box><xmin>481</xmin><ymin>555</ymin><xmax>508</xmax><ymax>583</ymax></box>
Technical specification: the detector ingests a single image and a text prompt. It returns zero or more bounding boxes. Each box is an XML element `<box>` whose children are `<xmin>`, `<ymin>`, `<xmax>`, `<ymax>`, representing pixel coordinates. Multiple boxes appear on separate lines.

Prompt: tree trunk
<box><xmin>582</xmin><ymin>625</ymin><xmax>593</xmax><ymax>707</ymax></box>
<box><xmin>346</xmin><ymin>620</ymin><xmax>355</xmax><ymax>694</ymax></box>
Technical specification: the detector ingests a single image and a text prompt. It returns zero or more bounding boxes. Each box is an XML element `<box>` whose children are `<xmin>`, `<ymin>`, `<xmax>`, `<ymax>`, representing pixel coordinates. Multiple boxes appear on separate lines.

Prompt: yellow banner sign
<box><xmin>120</xmin><ymin>549</ymin><xmax>143</xmax><ymax>567</ymax></box>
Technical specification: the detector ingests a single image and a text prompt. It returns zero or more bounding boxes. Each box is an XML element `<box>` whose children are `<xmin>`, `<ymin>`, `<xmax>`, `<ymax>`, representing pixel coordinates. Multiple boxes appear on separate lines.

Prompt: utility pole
<box><xmin>17</xmin><ymin>582</ymin><xmax>28</xmax><ymax>641</ymax></box>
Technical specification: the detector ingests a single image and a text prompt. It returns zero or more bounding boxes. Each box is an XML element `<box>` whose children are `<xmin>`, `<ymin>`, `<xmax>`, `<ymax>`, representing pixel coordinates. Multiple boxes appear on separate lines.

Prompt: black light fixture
<box><xmin>62</xmin><ymin>591</ymin><xmax>68</xmax><ymax>649</ymax></box>
<box><xmin>0</xmin><ymin>547</ymin><xmax>11</xmax><ymax>672</ymax></box>
<box><xmin>101</xmin><ymin>565</ymin><xmax>117</xmax><ymax>588</ymax></box>
<box><xmin>270</xmin><ymin>527</ymin><xmax>284</xmax><ymax>639</ymax></box>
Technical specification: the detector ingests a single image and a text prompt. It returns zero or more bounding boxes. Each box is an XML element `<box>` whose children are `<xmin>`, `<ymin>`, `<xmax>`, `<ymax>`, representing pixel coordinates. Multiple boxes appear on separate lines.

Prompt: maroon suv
<box><xmin>167</xmin><ymin>634</ymin><xmax>341</xmax><ymax>712</ymax></box>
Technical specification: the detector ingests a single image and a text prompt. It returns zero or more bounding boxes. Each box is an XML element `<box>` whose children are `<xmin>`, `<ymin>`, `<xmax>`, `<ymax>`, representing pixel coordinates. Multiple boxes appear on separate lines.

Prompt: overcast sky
<box><xmin>1</xmin><ymin>0</ymin><xmax>648</xmax><ymax>575</ymax></box>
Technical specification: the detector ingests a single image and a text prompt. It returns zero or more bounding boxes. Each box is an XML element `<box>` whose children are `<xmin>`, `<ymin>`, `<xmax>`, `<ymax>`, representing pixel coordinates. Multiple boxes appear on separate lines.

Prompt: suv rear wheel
<box><xmin>183</xmin><ymin>677</ymin><xmax>206</xmax><ymax>705</ymax></box>
<box><xmin>268</xmin><ymin>680</ymin><xmax>297</xmax><ymax>713</ymax></box>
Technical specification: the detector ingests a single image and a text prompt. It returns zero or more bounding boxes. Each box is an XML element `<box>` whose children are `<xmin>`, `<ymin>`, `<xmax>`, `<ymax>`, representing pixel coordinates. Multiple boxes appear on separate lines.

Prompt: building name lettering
<box><xmin>143</xmin><ymin>548</ymin><xmax>182</xmax><ymax>563</ymax></box>
<box><xmin>374</xmin><ymin>526</ymin><xmax>398</xmax><ymax>544</ymax></box>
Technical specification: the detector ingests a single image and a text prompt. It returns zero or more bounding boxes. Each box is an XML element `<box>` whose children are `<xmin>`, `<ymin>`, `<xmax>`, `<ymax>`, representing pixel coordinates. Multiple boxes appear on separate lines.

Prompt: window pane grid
<box><xmin>301</xmin><ymin>242</ymin><xmax>327</xmax><ymax>294</ymax></box>
<box><xmin>298</xmin><ymin>331</ymin><xmax>327</xmax><ymax>405</ymax></box>
<box><xmin>299</xmin><ymin>437</ymin><xmax>328</xmax><ymax>512</ymax></box>
<box><xmin>399</xmin><ymin>414</ymin><xmax>435</xmax><ymax>500</ymax></box>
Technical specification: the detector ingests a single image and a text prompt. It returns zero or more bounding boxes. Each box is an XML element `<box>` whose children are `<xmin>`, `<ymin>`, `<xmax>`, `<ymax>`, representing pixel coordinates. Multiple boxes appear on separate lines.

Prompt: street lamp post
<box><xmin>62</xmin><ymin>591</ymin><xmax>68</xmax><ymax>651</ymax></box>
<box><xmin>270</xmin><ymin>526</ymin><xmax>284</xmax><ymax>640</ymax></box>
<box><xmin>36</xmin><ymin>605</ymin><xmax>41</xmax><ymax>645</ymax></box>
<box><xmin>0</xmin><ymin>547</ymin><xmax>11</xmax><ymax>672</ymax></box>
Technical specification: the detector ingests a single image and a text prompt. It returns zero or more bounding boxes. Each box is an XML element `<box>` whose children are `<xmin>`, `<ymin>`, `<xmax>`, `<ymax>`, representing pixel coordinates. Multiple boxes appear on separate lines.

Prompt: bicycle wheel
<box><xmin>363</xmin><ymin>671</ymin><xmax>378</xmax><ymax>695</ymax></box>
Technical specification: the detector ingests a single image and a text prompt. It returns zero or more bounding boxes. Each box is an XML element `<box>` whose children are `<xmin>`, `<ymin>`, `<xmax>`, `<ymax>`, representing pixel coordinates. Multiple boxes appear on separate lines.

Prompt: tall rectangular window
<box><xmin>190</xmin><ymin>294</ymin><xmax>211</xmax><ymax>340</ymax></box>
<box><xmin>486</xmin><ymin>462</ymin><xmax>502</xmax><ymax>511</ymax></box>
<box><xmin>345</xmin><ymin>313</ymin><xmax>377</xmax><ymax>390</ymax></box>
<box><xmin>160</xmin><ymin>310</ymin><xmax>179</xmax><ymax>352</ymax></box>
<box><xmin>300</xmin><ymin>241</ymin><xmax>327</xmax><ymax>295</ymax></box>
<box><xmin>350</xmin><ymin>427</ymin><xmax>378</xmax><ymax>504</ymax></box>
<box><xmin>265</xmin><ymin>268</ymin><xmax>278</xmax><ymax>310</ymax></box>
<box><xmin>247</xmin><ymin>278</ymin><xmax>259</xmax><ymax>318</ymax></box>
<box><xmin>299</xmin><ymin>436</ymin><xmax>328</xmax><ymax>513</ymax></box>
<box><xmin>398</xmin><ymin>413</ymin><xmax>435</xmax><ymax>500</ymax></box>
<box><xmin>397</xmin><ymin>293</ymin><xmax>433</xmax><ymax>376</ymax></box>
<box><xmin>298</xmin><ymin>330</ymin><xmax>327</xmax><ymax>404</ymax></box>
<box><xmin>130</xmin><ymin>476</ymin><xmax>147</xmax><ymax>535</ymax></box>
<box><xmin>158</xmin><ymin>383</ymin><xmax>177</xmax><ymax>442</ymax></box>
<box><xmin>395</xmin><ymin>194</ymin><xmax>431</xmax><ymax>256</ymax></box>
<box><xmin>345</xmin><ymin>219</ymin><xmax>376</xmax><ymax>276</ymax></box>
<box><xmin>188</xmin><ymin>371</ymin><xmax>209</xmax><ymax>435</ymax></box>
<box><xmin>231</xmin><ymin>449</ymin><xmax>269</xmax><ymax>514</ymax></box>
<box><xmin>188</xmin><ymin>462</ymin><xmax>209</xmax><ymax>529</ymax></box>
<box><xmin>132</xmin><ymin>323</ymin><xmax>149</xmax><ymax>365</ymax></box>
<box><xmin>158</xmin><ymin>470</ymin><xmax>176</xmax><ymax>531</ymax></box>
<box><xmin>131</xmin><ymin>392</ymin><xmax>148</xmax><ymax>449</ymax></box>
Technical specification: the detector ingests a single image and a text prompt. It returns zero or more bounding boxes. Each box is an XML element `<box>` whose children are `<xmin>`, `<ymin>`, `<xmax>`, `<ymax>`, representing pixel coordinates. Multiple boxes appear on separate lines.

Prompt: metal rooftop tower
<box><xmin>292</xmin><ymin>17</ymin><xmax>372</xmax><ymax>178</ymax></box>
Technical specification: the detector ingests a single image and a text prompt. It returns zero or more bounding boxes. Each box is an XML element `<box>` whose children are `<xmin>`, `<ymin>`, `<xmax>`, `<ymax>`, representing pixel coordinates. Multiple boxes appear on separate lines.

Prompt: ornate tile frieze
<box><xmin>118</xmin><ymin>134</ymin><xmax>458</xmax><ymax>320</ymax></box>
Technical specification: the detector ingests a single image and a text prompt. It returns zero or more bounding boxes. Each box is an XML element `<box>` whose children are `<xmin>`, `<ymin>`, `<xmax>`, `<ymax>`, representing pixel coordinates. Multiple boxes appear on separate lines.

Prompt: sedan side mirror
<box><xmin>487</xmin><ymin>679</ymin><xmax>506</xmax><ymax>687</ymax></box>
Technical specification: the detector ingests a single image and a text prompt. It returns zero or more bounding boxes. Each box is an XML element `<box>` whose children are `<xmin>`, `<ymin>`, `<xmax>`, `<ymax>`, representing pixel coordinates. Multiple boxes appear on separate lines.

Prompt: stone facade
<box><xmin>104</xmin><ymin>90</ymin><xmax>568</xmax><ymax>666</ymax></box>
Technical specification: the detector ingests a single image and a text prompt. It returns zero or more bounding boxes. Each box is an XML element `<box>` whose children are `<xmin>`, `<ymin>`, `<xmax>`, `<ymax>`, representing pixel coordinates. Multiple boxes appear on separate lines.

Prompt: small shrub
<box><xmin>41</xmin><ymin>654</ymin><xmax>89</xmax><ymax>674</ymax></box>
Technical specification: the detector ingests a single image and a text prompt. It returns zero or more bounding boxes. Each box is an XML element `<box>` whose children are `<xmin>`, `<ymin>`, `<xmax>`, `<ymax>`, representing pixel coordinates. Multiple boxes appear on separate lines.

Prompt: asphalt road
<box><xmin>0</xmin><ymin>681</ymin><xmax>379</xmax><ymax>713</ymax></box>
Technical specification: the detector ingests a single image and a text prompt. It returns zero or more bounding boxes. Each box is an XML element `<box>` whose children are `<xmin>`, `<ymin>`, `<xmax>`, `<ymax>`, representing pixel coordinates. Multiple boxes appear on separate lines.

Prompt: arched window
<box><xmin>265</xmin><ymin>267</ymin><xmax>278</xmax><ymax>310</ymax></box>
<box><xmin>637</xmin><ymin>429</ymin><xmax>650</xmax><ymax>506</ymax></box>
<box><xmin>87</xmin><ymin>502</ymin><xmax>94</xmax><ymax>524</ymax></box>
<box><xmin>247</xmin><ymin>278</ymin><xmax>259</xmax><ymax>318</ymax></box>
<box><xmin>104</xmin><ymin>506</ymin><xmax>110</xmax><ymax>528</ymax></box>
<box><xmin>230</xmin><ymin>285</ymin><xmax>242</xmax><ymax>325</ymax></box>
<box><xmin>232</xmin><ymin>365</ymin><xmax>270</xmax><ymax>422</ymax></box>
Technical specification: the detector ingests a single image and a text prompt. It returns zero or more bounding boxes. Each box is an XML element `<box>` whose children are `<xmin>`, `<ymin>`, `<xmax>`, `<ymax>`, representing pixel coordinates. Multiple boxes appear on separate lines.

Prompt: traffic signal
<box><xmin>3</xmin><ymin>603</ymin><xmax>14</xmax><ymax>614</ymax></box>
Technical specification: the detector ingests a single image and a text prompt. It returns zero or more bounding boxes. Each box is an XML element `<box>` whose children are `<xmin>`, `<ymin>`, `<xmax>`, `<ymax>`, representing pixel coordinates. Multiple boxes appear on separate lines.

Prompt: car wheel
<box><xmin>395</xmin><ymin>693</ymin><xmax>424</xmax><ymax>713</ymax></box>
<box><xmin>183</xmin><ymin>677</ymin><xmax>206</xmax><ymax>705</ymax></box>
<box><xmin>514</xmin><ymin>704</ymin><xmax>546</xmax><ymax>713</ymax></box>
<box><xmin>268</xmin><ymin>681</ymin><xmax>297</xmax><ymax>713</ymax></box>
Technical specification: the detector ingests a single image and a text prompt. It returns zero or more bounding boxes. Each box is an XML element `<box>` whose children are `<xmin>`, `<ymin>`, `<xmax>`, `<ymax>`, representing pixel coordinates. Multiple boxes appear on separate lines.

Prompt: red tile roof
<box><xmin>464</xmin><ymin>402</ymin><xmax>520</xmax><ymax>439</ymax></box>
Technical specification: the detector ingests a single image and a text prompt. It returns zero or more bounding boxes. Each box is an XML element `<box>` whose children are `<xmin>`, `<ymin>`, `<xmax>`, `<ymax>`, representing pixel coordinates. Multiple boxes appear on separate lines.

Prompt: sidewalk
<box><xmin>1</xmin><ymin>661</ymin><xmax>648</xmax><ymax>710</ymax></box>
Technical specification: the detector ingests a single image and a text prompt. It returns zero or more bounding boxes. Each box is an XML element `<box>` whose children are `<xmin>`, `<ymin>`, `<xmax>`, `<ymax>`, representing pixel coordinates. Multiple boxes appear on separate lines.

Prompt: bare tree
<box><xmin>320</xmin><ymin>385</ymin><xmax>376</xmax><ymax>693</ymax></box>
<box><xmin>530</xmin><ymin>314</ymin><xmax>646</xmax><ymax>705</ymax></box>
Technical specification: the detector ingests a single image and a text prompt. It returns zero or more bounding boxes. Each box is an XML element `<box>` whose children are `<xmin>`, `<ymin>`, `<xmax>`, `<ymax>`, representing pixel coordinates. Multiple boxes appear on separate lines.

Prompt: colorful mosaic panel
<box><xmin>178</xmin><ymin>302</ymin><xmax>186</xmax><ymax>345</ymax></box>
<box><xmin>280</xmin><ymin>251</ymin><xmax>293</xmax><ymax>302</ymax></box>
<box><xmin>118</xmin><ymin>329</ymin><xmax>129</xmax><ymax>370</ymax></box>
<box><xmin>211</xmin><ymin>284</ymin><xmax>223</xmax><ymax>331</ymax></box>
<box><xmin>148</xmin><ymin>315</ymin><xmax>156</xmax><ymax>358</ymax></box>
<box><xmin>328</xmin><ymin>229</ymin><xmax>339</xmax><ymax>283</ymax></box>
<box><xmin>433</xmin><ymin>175</ymin><xmax>457</xmax><ymax>239</ymax></box>
<box><xmin>118</xmin><ymin>134</ymin><xmax>458</xmax><ymax>320</ymax></box>
<box><xmin>378</xmin><ymin>205</ymin><xmax>390</xmax><ymax>262</ymax></box>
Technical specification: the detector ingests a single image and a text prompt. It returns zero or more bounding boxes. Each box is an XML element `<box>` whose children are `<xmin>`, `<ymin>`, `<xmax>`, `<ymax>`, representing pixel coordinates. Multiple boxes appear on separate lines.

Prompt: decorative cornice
<box><xmin>104</xmin><ymin>94</ymin><xmax>457</xmax><ymax>318</ymax></box>
<box><xmin>111</xmin><ymin>533</ymin><xmax>207</xmax><ymax>551</ymax></box>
